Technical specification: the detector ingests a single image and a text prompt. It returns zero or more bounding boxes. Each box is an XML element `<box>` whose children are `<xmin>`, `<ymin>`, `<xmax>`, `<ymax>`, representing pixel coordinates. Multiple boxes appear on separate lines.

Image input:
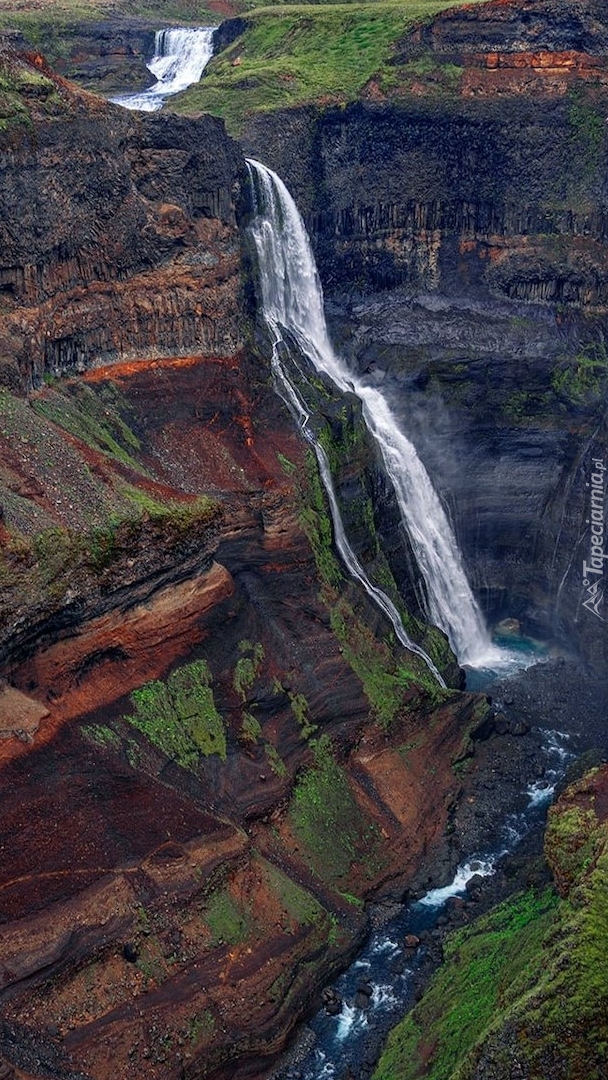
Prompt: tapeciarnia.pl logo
<box><xmin>582</xmin><ymin>457</ymin><xmax>606</xmax><ymax>620</ymax></box>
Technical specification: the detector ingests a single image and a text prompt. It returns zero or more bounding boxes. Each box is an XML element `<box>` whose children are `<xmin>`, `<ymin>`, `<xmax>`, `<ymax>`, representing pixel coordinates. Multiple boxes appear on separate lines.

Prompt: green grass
<box><xmin>81</xmin><ymin>724</ymin><xmax>122</xmax><ymax>750</ymax></box>
<box><xmin>204</xmin><ymin>888</ymin><xmax>254</xmax><ymax>946</ymax></box>
<box><xmin>265</xmin><ymin>741</ymin><xmax>287</xmax><ymax>776</ymax></box>
<box><xmin>289</xmin><ymin>734</ymin><xmax>381</xmax><ymax>883</ymax></box>
<box><xmin>374</xmin><ymin>770</ymin><xmax>608</xmax><ymax>1080</ymax></box>
<box><xmin>259</xmin><ymin>856</ymin><xmax>325</xmax><ymax>926</ymax></box>
<box><xmin>289</xmin><ymin>689</ymin><xmax>317</xmax><ymax>739</ymax></box>
<box><xmin>240</xmin><ymin>710</ymin><xmax>262</xmax><ymax>743</ymax></box>
<box><xmin>125</xmin><ymin>659</ymin><xmax>226</xmax><ymax>769</ymax></box>
<box><xmin>118</xmin><ymin>484</ymin><xmax>220</xmax><ymax>537</ymax></box>
<box><xmin>0</xmin><ymin>57</ymin><xmax>57</xmax><ymax>130</ymax></box>
<box><xmin>373</xmin><ymin>887</ymin><xmax>560</xmax><ymax>1080</ymax></box>
<box><xmin>32</xmin><ymin>382</ymin><xmax>143</xmax><ymax>471</ymax></box>
<box><xmin>171</xmin><ymin>0</ymin><xmax>486</xmax><ymax>133</ymax></box>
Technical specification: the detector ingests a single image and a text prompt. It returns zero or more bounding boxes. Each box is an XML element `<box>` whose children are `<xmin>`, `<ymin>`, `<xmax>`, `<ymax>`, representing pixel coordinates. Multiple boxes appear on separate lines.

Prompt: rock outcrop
<box><xmin>0</xmin><ymin>46</ymin><xmax>246</xmax><ymax>392</ymax></box>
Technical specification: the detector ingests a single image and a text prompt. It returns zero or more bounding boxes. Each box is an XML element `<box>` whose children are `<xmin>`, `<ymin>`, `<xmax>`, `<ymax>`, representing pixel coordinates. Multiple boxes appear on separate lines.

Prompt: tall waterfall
<box><xmin>247</xmin><ymin>159</ymin><xmax>494</xmax><ymax>669</ymax></box>
<box><xmin>110</xmin><ymin>27</ymin><xmax>216</xmax><ymax>112</ymax></box>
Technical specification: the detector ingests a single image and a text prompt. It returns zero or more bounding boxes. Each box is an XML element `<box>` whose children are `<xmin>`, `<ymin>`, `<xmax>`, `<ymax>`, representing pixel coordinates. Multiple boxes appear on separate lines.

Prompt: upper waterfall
<box><xmin>110</xmin><ymin>27</ymin><xmax>216</xmax><ymax>112</ymax></box>
<box><xmin>247</xmin><ymin>158</ymin><xmax>494</xmax><ymax>668</ymax></box>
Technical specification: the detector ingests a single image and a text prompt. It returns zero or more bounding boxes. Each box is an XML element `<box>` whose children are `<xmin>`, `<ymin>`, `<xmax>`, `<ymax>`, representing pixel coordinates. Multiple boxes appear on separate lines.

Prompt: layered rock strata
<box><xmin>0</xmin><ymin>46</ymin><xmax>246</xmax><ymax>393</ymax></box>
<box><xmin>0</xmin><ymin>43</ymin><xmax>489</xmax><ymax>1080</ymax></box>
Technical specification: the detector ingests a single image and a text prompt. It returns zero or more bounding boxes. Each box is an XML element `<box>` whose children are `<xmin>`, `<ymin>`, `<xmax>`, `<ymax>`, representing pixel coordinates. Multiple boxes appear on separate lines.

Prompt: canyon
<box><xmin>0</xmin><ymin>1</ymin><xmax>605</xmax><ymax>1079</ymax></box>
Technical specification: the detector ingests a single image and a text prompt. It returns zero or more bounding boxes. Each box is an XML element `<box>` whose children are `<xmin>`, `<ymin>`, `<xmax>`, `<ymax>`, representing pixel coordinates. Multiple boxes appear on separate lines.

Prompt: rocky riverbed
<box><xmin>267</xmin><ymin>655</ymin><xmax>607</xmax><ymax>1080</ymax></box>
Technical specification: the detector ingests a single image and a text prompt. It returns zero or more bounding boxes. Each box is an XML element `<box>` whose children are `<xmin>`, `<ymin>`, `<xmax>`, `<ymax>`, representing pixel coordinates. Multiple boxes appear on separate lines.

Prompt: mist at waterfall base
<box><xmin>109</xmin><ymin>27</ymin><xmax>215</xmax><ymax>112</ymax></box>
<box><xmin>247</xmin><ymin>159</ymin><xmax>541</xmax><ymax>685</ymax></box>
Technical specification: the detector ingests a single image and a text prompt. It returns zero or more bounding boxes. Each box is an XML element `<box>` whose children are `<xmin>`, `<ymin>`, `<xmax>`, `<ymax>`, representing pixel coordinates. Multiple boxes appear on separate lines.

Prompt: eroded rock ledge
<box><xmin>0</xmin><ymin>46</ymin><xmax>247</xmax><ymax>393</ymax></box>
<box><xmin>0</xmin><ymin>345</ymin><xmax>491</xmax><ymax>1080</ymax></box>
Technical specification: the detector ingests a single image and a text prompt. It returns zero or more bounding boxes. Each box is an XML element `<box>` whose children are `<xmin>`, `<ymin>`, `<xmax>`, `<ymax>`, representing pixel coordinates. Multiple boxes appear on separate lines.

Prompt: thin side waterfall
<box><xmin>267</xmin><ymin>319</ymin><xmax>446</xmax><ymax>686</ymax></box>
<box><xmin>247</xmin><ymin>158</ymin><xmax>494</xmax><ymax>669</ymax></box>
<box><xmin>110</xmin><ymin>27</ymin><xmax>216</xmax><ymax>112</ymax></box>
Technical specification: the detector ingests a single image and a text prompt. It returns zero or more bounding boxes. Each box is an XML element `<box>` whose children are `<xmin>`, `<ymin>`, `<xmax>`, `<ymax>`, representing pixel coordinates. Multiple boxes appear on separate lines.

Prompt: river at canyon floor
<box><xmin>269</xmin><ymin>657</ymin><xmax>607</xmax><ymax>1080</ymax></box>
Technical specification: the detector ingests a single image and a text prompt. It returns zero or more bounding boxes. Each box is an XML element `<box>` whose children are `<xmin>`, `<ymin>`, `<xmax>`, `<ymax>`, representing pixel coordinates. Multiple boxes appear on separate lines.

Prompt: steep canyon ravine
<box><xmin>244</xmin><ymin>158</ymin><xmax>577</xmax><ymax>1078</ymax></box>
<box><xmin>91</xmin><ymin>23</ymin><xmax>605</xmax><ymax>1080</ymax></box>
<box><xmin>246</xmin><ymin>158</ymin><xmax>534</xmax><ymax>680</ymax></box>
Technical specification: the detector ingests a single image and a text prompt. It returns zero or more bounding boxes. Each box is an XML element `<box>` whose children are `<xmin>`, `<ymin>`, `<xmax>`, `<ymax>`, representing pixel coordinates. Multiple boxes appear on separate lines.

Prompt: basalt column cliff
<box><xmin>239</xmin><ymin>0</ymin><xmax>608</xmax><ymax>674</ymax></box>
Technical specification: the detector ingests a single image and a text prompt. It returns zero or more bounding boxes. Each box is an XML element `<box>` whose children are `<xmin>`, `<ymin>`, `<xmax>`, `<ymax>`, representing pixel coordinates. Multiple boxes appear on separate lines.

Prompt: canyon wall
<box><xmin>240</xmin><ymin>0</ymin><xmax>608</xmax><ymax>670</ymax></box>
<box><xmin>0</xmin><ymin>46</ymin><xmax>246</xmax><ymax>393</ymax></box>
<box><xmin>0</xmin><ymin>42</ymin><xmax>486</xmax><ymax>1080</ymax></box>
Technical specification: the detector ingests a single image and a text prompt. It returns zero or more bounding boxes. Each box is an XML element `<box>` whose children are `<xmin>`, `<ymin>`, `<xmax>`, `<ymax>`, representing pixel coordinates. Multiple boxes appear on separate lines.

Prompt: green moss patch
<box><xmin>551</xmin><ymin>345</ymin><xmax>608</xmax><ymax>407</ymax></box>
<box><xmin>81</xmin><ymin>724</ymin><xmax>122</xmax><ymax>750</ymax></box>
<box><xmin>233</xmin><ymin>639</ymin><xmax>265</xmax><ymax>700</ymax></box>
<box><xmin>125</xmin><ymin>659</ymin><xmax>226</xmax><ymax>769</ymax></box>
<box><xmin>204</xmin><ymin>887</ymin><xmax>254</xmax><ymax>946</ymax></box>
<box><xmin>259</xmin><ymin>856</ymin><xmax>326</xmax><ymax>926</ymax></box>
<box><xmin>289</xmin><ymin>734</ymin><xmax>382</xmax><ymax>884</ymax></box>
<box><xmin>295</xmin><ymin>446</ymin><xmax>443</xmax><ymax>723</ymax></box>
<box><xmin>298</xmin><ymin>448</ymin><xmax>343</xmax><ymax>589</ymax></box>
<box><xmin>32</xmin><ymin>382</ymin><xmax>143</xmax><ymax>471</ymax></box>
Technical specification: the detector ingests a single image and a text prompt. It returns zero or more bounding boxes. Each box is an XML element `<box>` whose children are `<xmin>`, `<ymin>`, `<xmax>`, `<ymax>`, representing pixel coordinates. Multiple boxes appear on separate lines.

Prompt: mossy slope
<box><xmin>171</xmin><ymin>0</ymin><xmax>486</xmax><ymax>134</ymax></box>
<box><xmin>373</xmin><ymin>765</ymin><xmax>608</xmax><ymax>1080</ymax></box>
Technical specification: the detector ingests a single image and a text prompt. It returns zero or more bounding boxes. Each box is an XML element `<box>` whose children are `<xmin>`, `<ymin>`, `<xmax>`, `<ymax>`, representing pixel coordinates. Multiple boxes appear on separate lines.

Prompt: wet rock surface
<box><xmin>240</xmin><ymin>1</ymin><xmax>608</xmax><ymax>676</ymax></box>
<box><xmin>0</xmin><ymin>6</ymin><xmax>605</xmax><ymax>1079</ymax></box>
<box><xmin>265</xmin><ymin>653</ymin><xmax>607</xmax><ymax>1080</ymax></box>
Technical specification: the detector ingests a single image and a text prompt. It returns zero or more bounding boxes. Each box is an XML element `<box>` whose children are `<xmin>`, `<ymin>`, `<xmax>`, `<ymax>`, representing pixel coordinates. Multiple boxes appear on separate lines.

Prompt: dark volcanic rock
<box><xmin>0</xmin><ymin>47</ymin><xmax>247</xmax><ymax>391</ymax></box>
<box><xmin>21</xmin><ymin>17</ymin><xmax>160</xmax><ymax>94</ymax></box>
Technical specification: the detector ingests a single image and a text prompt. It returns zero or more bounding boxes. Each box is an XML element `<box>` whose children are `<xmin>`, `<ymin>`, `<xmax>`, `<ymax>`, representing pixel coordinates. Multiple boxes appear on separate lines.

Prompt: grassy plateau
<box><xmin>171</xmin><ymin>0</ymin><xmax>487</xmax><ymax>133</ymax></box>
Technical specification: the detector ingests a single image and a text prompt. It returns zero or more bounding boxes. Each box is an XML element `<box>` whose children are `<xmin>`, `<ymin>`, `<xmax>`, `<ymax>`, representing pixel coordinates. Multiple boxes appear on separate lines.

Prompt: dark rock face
<box><xmin>398</xmin><ymin>0</ymin><xmax>608</xmax><ymax>58</ymax></box>
<box><xmin>0</xmin><ymin>49</ymin><xmax>247</xmax><ymax>391</ymax></box>
<box><xmin>244</xmin><ymin>94</ymin><xmax>608</xmax><ymax>301</ymax></box>
<box><xmin>21</xmin><ymin>18</ymin><xmax>159</xmax><ymax>94</ymax></box>
<box><xmin>326</xmin><ymin>291</ymin><xmax>607</xmax><ymax>671</ymax></box>
<box><xmin>241</xmin><ymin>0</ymin><xmax>608</xmax><ymax>304</ymax></box>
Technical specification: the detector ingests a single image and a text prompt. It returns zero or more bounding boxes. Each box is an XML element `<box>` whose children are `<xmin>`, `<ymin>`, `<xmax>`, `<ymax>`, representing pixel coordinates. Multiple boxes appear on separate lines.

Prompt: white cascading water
<box><xmin>247</xmin><ymin>161</ymin><xmax>446</xmax><ymax>686</ymax></box>
<box><xmin>110</xmin><ymin>27</ymin><xmax>216</xmax><ymax>112</ymax></box>
<box><xmin>247</xmin><ymin>158</ymin><xmax>495</xmax><ymax>669</ymax></box>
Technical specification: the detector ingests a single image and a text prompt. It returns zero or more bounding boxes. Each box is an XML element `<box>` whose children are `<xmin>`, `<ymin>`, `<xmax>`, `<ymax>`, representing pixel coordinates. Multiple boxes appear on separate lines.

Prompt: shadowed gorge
<box><xmin>0</xmin><ymin>1</ymin><xmax>605</xmax><ymax>1078</ymax></box>
<box><xmin>236</xmin><ymin>0</ymin><xmax>608</xmax><ymax>673</ymax></box>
